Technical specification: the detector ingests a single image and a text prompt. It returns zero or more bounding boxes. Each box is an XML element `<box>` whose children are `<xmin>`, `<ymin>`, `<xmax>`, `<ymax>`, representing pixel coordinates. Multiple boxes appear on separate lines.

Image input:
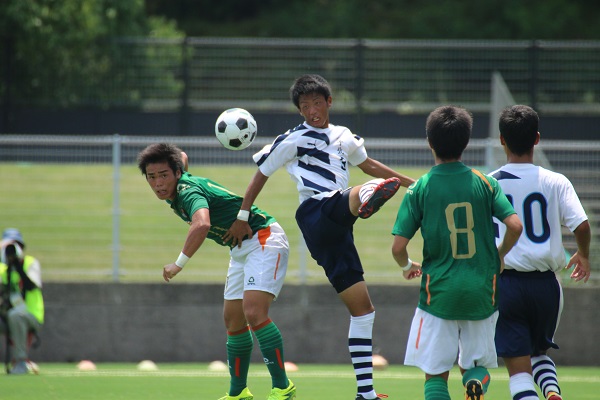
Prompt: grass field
<box><xmin>0</xmin><ymin>161</ymin><xmax>590</xmax><ymax>286</ymax></box>
<box><xmin>0</xmin><ymin>163</ymin><xmax>430</xmax><ymax>284</ymax></box>
<box><xmin>2</xmin><ymin>363</ymin><xmax>599</xmax><ymax>399</ymax></box>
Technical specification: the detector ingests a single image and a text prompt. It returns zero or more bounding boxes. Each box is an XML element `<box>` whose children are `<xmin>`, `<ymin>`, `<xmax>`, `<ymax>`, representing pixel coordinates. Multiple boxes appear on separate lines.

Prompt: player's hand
<box><xmin>223</xmin><ymin>219</ymin><xmax>253</xmax><ymax>248</ymax></box>
<box><xmin>566</xmin><ymin>251</ymin><xmax>591</xmax><ymax>283</ymax></box>
<box><xmin>402</xmin><ymin>261</ymin><xmax>422</xmax><ymax>280</ymax></box>
<box><xmin>163</xmin><ymin>263</ymin><xmax>182</xmax><ymax>283</ymax></box>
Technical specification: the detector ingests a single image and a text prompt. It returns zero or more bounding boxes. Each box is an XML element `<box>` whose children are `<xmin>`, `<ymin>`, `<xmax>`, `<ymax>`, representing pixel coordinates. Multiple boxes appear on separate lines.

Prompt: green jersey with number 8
<box><xmin>392</xmin><ymin>162</ymin><xmax>515</xmax><ymax>320</ymax></box>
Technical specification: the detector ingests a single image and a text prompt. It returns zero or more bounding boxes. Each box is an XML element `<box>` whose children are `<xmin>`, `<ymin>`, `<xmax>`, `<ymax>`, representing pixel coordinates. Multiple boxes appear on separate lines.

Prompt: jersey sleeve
<box><xmin>490</xmin><ymin>177</ymin><xmax>516</xmax><ymax>221</ymax></box>
<box><xmin>391</xmin><ymin>180</ymin><xmax>421</xmax><ymax>239</ymax></box>
<box><xmin>178</xmin><ymin>185</ymin><xmax>209</xmax><ymax>217</ymax></box>
<box><xmin>558</xmin><ymin>175</ymin><xmax>588</xmax><ymax>231</ymax></box>
<box><xmin>253</xmin><ymin>132</ymin><xmax>297</xmax><ymax>177</ymax></box>
<box><xmin>345</xmin><ymin>132</ymin><xmax>368</xmax><ymax>166</ymax></box>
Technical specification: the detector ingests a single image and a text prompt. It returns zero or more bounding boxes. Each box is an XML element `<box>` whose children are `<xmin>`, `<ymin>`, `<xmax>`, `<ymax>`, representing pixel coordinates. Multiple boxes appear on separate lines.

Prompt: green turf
<box><xmin>0</xmin><ymin>163</ymin><xmax>428</xmax><ymax>284</ymax></box>
<box><xmin>2</xmin><ymin>363</ymin><xmax>599</xmax><ymax>399</ymax></box>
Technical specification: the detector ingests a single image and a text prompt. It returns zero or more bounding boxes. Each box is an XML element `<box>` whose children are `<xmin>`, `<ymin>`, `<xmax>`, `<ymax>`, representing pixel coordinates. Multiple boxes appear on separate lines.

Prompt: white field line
<box><xmin>38</xmin><ymin>369</ymin><xmax>600</xmax><ymax>383</ymax></box>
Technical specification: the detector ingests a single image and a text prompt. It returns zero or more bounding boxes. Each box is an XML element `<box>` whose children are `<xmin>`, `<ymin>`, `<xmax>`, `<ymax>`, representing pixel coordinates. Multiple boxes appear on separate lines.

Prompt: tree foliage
<box><xmin>0</xmin><ymin>0</ymin><xmax>183</xmax><ymax>107</ymax></box>
<box><xmin>2</xmin><ymin>0</ymin><xmax>598</xmax><ymax>111</ymax></box>
<box><xmin>146</xmin><ymin>0</ymin><xmax>600</xmax><ymax>39</ymax></box>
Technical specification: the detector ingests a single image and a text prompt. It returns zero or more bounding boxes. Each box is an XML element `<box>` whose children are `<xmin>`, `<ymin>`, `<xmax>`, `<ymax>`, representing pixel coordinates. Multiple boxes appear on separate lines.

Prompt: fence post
<box><xmin>180</xmin><ymin>37</ymin><xmax>191</xmax><ymax>136</ymax></box>
<box><xmin>354</xmin><ymin>39</ymin><xmax>365</xmax><ymax>134</ymax></box>
<box><xmin>528</xmin><ymin>40</ymin><xmax>540</xmax><ymax>111</ymax></box>
<box><xmin>1</xmin><ymin>35</ymin><xmax>13</xmax><ymax>134</ymax></box>
<box><xmin>112</xmin><ymin>134</ymin><xmax>122</xmax><ymax>282</ymax></box>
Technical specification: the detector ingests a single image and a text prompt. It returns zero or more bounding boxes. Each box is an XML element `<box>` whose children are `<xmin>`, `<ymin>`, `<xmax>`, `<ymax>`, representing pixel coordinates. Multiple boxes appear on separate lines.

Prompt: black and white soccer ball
<box><xmin>215</xmin><ymin>108</ymin><xmax>257</xmax><ymax>151</ymax></box>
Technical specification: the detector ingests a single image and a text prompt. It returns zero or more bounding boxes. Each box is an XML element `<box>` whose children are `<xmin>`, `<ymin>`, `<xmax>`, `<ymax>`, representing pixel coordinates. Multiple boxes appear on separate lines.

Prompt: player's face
<box><xmin>145</xmin><ymin>162</ymin><xmax>181</xmax><ymax>201</ymax></box>
<box><xmin>298</xmin><ymin>93</ymin><xmax>331</xmax><ymax>129</ymax></box>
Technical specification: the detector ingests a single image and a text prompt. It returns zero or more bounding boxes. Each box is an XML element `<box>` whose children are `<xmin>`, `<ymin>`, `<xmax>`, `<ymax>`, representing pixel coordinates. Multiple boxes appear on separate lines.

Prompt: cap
<box><xmin>2</xmin><ymin>228</ymin><xmax>25</xmax><ymax>248</ymax></box>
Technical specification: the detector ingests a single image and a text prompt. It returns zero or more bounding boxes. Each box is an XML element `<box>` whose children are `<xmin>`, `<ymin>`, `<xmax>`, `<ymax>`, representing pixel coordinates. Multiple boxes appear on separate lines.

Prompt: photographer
<box><xmin>0</xmin><ymin>228</ymin><xmax>44</xmax><ymax>375</ymax></box>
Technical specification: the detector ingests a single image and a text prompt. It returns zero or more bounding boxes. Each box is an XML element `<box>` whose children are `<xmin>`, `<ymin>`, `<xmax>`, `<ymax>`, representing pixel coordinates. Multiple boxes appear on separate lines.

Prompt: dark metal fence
<box><xmin>3</xmin><ymin>38</ymin><xmax>600</xmax><ymax>115</ymax></box>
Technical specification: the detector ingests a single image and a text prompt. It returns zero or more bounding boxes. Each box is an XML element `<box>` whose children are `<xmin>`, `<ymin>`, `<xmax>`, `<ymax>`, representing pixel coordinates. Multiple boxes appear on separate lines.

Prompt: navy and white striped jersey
<box><xmin>491</xmin><ymin>163</ymin><xmax>588</xmax><ymax>272</ymax></box>
<box><xmin>253</xmin><ymin>122</ymin><xmax>368</xmax><ymax>204</ymax></box>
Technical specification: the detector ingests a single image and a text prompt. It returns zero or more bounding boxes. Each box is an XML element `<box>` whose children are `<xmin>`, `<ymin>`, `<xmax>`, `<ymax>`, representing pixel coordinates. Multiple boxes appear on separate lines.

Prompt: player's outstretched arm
<box><xmin>164</xmin><ymin>208</ymin><xmax>210</xmax><ymax>282</ymax></box>
<box><xmin>357</xmin><ymin>157</ymin><xmax>416</xmax><ymax>188</ymax></box>
<box><xmin>223</xmin><ymin>169</ymin><xmax>269</xmax><ymax>248</ymax></box>
<box><xmin>567</xmin><ymin>220</ymin><xmax>591</xmax><ymax>283</ymax></box>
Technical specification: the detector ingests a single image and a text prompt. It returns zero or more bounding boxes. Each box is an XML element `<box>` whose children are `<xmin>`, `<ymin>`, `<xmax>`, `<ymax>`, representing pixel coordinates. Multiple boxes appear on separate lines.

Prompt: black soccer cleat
<box><xmin>465</xmin><ymin>379</ymin><xmax>484</xmax><ymax>400</ymax></box>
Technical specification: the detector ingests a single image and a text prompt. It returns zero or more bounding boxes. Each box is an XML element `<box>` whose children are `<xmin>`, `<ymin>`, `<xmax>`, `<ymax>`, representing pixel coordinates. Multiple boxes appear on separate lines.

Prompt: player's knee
<box><xmin>223</xmin><ymin>312</ymin><xmax>247</xmax><ymax>332</ymax></box>
<box><xmin>224</xmin><ymin>320</ymin><xmax>248</xmax><ymax>333</ymax></box>
<box><xmin>243</xmin><ymin>309</ymin><xmax>270</xmax><ymax>328</ymax></box>
<box><xmin>242</xmin><ymin>301</ymin><xmax>270</xmax><ymax>326</ymax></box>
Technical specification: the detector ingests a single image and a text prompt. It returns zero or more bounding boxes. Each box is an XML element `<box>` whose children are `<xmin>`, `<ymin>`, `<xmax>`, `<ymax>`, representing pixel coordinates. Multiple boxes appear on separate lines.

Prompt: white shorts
<box><xmin>224</xmin><ymin>222</ymin><xmax>289</xmax><ymax>300</ymax></box>
<box><xmin>404</xmin><ymin>308</ymin><xmax>499</xmax><ymax>375</ymax></box>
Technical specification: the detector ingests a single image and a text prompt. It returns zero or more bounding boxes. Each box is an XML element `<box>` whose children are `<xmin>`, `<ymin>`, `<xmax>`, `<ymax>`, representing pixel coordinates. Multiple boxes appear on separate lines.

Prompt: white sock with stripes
<box><xmin>358</xmin><ymin>179</ymin><xmax>384</xmax><ymax>203</ymax></box>
<box><xmin>532</xmin><ymin>355</ymin><xmax>561</xmax><ymax>398</ymax></box>
<box><xmin>509</xmin><ymin>372</ymin><xmax>539</xmax><ymax>400</ymax></box>
<box><xmin>349</xmin><ymin>311</ymin><xmax>377</xmax><ymax>399</ymax></box>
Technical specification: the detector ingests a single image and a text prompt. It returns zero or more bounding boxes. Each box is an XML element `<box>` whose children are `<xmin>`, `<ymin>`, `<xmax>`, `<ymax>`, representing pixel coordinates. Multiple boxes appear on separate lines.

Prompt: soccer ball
<box><xmin>215</xmin><ymin>108</ymin><xmax>257</xmax><ymax>150</ymax></box>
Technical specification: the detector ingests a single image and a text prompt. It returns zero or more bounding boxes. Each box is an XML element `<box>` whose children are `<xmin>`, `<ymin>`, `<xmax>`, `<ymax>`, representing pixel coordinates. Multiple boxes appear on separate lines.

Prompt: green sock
<box><xmin>424</xmin><ymin>376</ymin><xmax>450</xmax><ymax>400</ymax></box>
<box><xmin>253</xmin><ymin>319</ymin><xmax>289</xmax><ymax>389</ymax></box>
<box><xmin>462</xmin><ymin>366</ymin><xmax>491</xmax><ymax>393</ymax></box>
<box><xmin>226</xmin><ymin>326</ymin><xmax>254</xmax><ymax>396</ymax></box>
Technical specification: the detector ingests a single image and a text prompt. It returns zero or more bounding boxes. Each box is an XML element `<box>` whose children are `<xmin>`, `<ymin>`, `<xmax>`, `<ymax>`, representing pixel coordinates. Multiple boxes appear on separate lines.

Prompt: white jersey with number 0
<box><xmin>253</xmin><ymin>123</ymin><xmax>368</xmax><ymax>204</ymax></box>
<box><xmin>491</xmin><ymin>163</ymin><xmax>587</xmax><ymax>272</ymax></box>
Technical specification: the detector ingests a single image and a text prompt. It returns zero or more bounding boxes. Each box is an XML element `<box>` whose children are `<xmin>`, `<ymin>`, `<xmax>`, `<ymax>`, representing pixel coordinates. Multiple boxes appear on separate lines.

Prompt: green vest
<box><xmin>1</xmin><ymin>255</ymin><xmax>44</xmax><ymax>324</ymax></box>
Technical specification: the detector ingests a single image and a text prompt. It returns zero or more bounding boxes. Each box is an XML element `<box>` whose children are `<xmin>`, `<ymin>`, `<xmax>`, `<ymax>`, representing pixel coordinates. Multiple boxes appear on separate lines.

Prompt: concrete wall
<box><xmin>26</xmin><ymin>283</ymin><xmax>600</xmax><ymax>366</ymax></box>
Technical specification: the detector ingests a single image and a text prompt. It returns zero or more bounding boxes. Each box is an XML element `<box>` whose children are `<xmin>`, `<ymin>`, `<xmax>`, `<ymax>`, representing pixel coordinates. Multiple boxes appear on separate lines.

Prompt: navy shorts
<box><xmin>495</xmin><ymin>269</ymin><xmax>562</xmax><ymax>358</ymax></box>
<box><xmin>295</xmin><ymin>189</ymin><xmax>364</xmax><ymax>293</ymax></box>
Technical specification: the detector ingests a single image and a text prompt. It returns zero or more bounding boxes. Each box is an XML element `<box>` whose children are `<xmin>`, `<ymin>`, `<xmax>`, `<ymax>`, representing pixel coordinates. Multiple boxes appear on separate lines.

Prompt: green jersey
<box><xmin>167</xmin><ymin>172</ymin><xmax>276</xmax><ymax>247</ymax></box>
<box><xmin>392</xmin><ymin>162</ymin><xmax>515</xmax><ymax>320</ymax></box>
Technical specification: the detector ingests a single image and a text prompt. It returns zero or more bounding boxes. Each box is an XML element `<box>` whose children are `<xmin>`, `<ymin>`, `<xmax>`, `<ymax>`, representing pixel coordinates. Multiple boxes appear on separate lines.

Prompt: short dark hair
<box><xmin>426</xmin><ymin>105</ymin><xmax>472</xmax><ymax>160</ymax></box>
<box><xmin>290</xmin><ymin>74</ymin><xmax>332</xmax><ymax>109</ymax></box>
<box><xmin>498</xmin><ymin>105</ymin><xmax>539</xmax><ymax>156</ymax></box>
<box><xmin>137</xmin><ymin>143</ymin><xmax>184</xmax><ymax>176</ymax></box>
